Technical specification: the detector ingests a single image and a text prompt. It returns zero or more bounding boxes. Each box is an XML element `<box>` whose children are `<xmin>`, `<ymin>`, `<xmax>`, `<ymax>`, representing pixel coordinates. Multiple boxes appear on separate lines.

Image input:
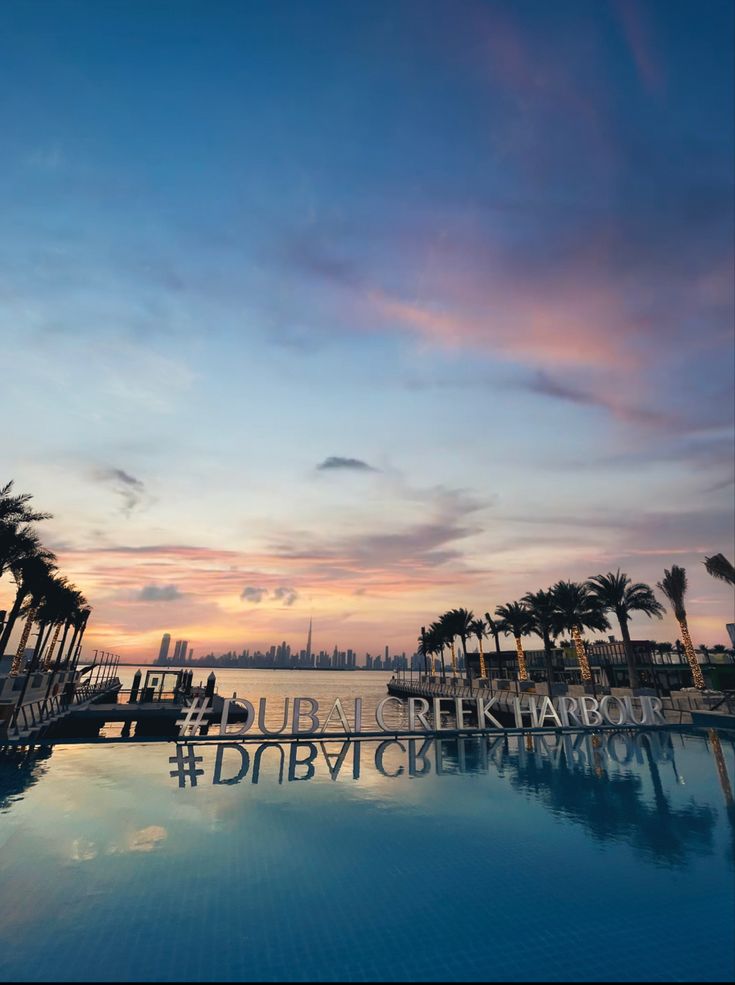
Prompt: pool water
<box><xmin>0</xmin><ymin>728</ymin><xmax>733</xmax><ymax>982</ymax></box>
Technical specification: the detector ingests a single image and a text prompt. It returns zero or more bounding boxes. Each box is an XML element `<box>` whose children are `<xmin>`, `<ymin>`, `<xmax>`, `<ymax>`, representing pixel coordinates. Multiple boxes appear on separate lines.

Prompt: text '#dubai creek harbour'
<box><xmin>1</xmin><ymin>0</ymin><xmax>734</xmax><ymax>982</ymax></box>
<box><xmin>177</xmin><ymin>692</ymin><xmax>669</xmax><ymax>738</ymax></box>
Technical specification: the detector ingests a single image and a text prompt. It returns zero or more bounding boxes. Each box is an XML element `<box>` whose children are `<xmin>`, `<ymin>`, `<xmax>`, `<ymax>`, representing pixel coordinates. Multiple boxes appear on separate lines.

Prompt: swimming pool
<box><xmin>0</xmin><ymin>728</ymin><xmax>733</xmax><ymax>982</ymax></box>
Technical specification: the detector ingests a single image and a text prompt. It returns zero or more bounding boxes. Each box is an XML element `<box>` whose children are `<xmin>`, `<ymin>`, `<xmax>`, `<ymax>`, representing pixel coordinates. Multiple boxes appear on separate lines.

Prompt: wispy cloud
<box><xmin>240</xmin><ymin>585</ymin><xmax>299</xmax><ymax>606</ymax></box>
<box><xmin>93</xmin><ymin>467</ymin><xmax>147</xmax><ymax>516</ymax></box>
<box><xmin>272</xmin><ymin>586</ymin><xmax>299</xmax><ymax>606</ymax></box>
<box><xmin>316</xmin><ymin>456</ymin><xmax>378</xmax><ymax>472</ymax></box>
<box><xmin>521</xmin><ymin>371</ymin><xmax>672</xmax><ymax>427</ymax></box>
<box><xmin>137</xmin><ymin>584</ymin><xmax>183</xmax><ymax>602</ymax></box>
<box><xmin>613</xmin><ymin>0</ymin><xmax>665</xmax><ymax>93</ymax></box>
<box><xmin>241</xmin><ymin>586</ymin><xmax>268</xmax><ymax>603</ymax></box>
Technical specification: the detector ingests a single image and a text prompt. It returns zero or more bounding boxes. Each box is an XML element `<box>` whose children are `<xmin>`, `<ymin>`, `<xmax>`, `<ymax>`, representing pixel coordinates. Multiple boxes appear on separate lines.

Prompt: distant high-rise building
<box><xmin>157</xmin><ymin>633</ymin><xmax>171</xmax><ymax>664</ymax></box>
<box><xmin>306</xmin><ymin>617</ymin><xmax>313</xmax><ymax>662</ymax></box>
<box><xmin>179</xmin><ymin>640</ymin><xmax>188</xmax><ymax>664</ymax></box>
<box><xmin>172</xmin><ymin>640</ymin><xmax>183</xmax><ymax>663</ymax></box>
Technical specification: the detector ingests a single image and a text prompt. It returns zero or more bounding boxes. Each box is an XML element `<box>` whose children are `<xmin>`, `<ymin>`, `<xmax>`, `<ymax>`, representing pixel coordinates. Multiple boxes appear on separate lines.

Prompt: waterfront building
<box><xmin>157</xmin><ymin>633</ymin><xmax>171</xmax><ymax>664</ymax></box>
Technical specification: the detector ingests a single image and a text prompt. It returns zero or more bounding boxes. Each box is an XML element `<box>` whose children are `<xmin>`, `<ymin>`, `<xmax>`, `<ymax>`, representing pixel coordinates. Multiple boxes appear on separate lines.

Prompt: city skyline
<box><xmin>152</xmin><ymin>628</ymin><xmax>412</xmax><ymax>670</ymax></box>
<box><xmin>1</xmin><ymin>1</ymin><xmax>732</xmax><ymax>659</ymax></box>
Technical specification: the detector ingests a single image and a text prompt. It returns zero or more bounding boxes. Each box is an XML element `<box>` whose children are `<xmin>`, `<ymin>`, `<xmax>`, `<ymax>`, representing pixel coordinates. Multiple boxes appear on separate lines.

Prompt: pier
<box><xmin>387</xmin><ymin>673</ymin><xmax>735</xmax><ymax>727</ymax></box>
<box><xmin>1</xmin><ymin>651</ymin><xmax>122</xmax><ymax>741</ymax></box>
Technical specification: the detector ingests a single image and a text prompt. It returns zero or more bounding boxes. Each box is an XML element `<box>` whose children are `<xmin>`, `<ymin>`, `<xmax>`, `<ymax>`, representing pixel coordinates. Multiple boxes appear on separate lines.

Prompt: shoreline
<box><xmin>118</xmin><ymin>664</ymin><xmax>391</xmax><ymax>672</ymax></box>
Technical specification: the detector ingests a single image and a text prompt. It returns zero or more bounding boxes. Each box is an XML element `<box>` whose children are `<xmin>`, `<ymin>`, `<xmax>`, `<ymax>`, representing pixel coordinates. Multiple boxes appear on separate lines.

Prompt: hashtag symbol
<box><xmin>169</xmin><ymin>744</ymin><xmax>204</xmax><ymax>787</ymax></box>
<box><xmin>175</xmin><ymin>697</ymin><xmax>211</xmax><ymax>737</ymax></box>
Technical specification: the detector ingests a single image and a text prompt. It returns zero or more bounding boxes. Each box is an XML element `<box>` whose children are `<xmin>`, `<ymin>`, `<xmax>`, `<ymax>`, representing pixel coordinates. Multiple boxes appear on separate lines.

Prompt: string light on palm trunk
<box><xmin>515</xmin><ymin>636</ymin><xmax>528</xmax><ymax>681</ymax></box>
<box><xmin>11</xmin><ymin>606</ymin><xmax>37</xmax><ymax>675</ymax></box>
<box><xmin>43</xmin><ymin>623</ymin><xmax>61</xmax><ymax>670</ymax></box>
<box><xmin>573</xmin><ymin>626</ymin><xmax>592</xmax><ymax>682</ymax></box>
<box><xmin>679</xmin><ymin>621</ymin><xmax>704</xmax><ymax>689</ymax></box>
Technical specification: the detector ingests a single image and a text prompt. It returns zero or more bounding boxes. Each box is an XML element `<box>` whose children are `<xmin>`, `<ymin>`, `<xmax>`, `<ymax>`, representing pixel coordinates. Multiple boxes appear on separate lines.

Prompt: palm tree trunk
<box><xmin>618</xmin><ymin>615</ymin><xmax>640</xmax><ymax>689</ymax></box>
<box><xmin>42</xmin><ymin>619</ymin><xmax>72</xmax><ymax>710</ymax></box>
<box><xmin>543</xmin><ymin>631</ymin><xmax>554</xmax><ymax>690</ymax></box>
<box><xmin>64</xmin><ymin>623</ymin><xmax>80</xmax><ymax>667</ymax></box>
<box><xmin>450</xmin><ymin>641</ymin><xmax>457</xmax><ymax>676</ymax></box>
<box><xmin>11</xmin><ymin>617</ymin><xmax>48</xmax><ymax>727</ymax></box>
<box><xmin>0</xmin><ymin>586</ymin><xmax>27</xmax><ymax>658</ymax></box>
<box><xmin>478</xmin><ymin>636</ymin><xmax>486</xmax><ymax>679</ymax></box>
<box><xmin>572</xmin><ymin>626</ymin><xmax>592</xmax><ymax>683</ymax></box>
<box><xmin>677</xmin><ymin>617</ymin><xmax>704</xmax><ymax>689</ymax></box>
<box><xmin>43</xmin><ymin>623</ymin><xmax>62</xmax><ymax>670</ymax></box>
<box><xmin>515</xmin><ymin>636</ymin><xmax>529</xmax><ymax>681</ymax></box>
<box><xmin>30</xmin><ymin>619</ymin><xmax>48</xmax><ymax>669</ymax></box>
<box><xmin>10</xmin><ymin>605</ymin><xmax>37</xmax><ymax>674</ymax></box>
<box><xmin>72</xmin><ymin>621</ymin><xmax>88</xmax><ymax>669</ymax></box>
<box><xmin>461</xmin><ymin>635</ymin><xmax>469</xmax><ymax>682</ymax></box>
<box><xmin>40</xmin><ymin>622</ymin><xmax>55</xmax><ymax>662</ymax></box>
<box><xmin>440</xmin><ymin>647</ymin><xmax>446</xmax><ymax>682</ymax></box>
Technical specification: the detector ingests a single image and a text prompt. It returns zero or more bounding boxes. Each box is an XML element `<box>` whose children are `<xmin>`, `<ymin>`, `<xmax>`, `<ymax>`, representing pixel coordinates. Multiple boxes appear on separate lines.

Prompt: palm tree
<box><xmin>0</xmin><ymin>550</ymin><xmax>57</xmax><ymax>662</ymax></box>
<box><xmin>587</xmin><ymin>570</ymin><xmax>664</xmax><ymax>689</ymax></box>
<box><xmin>0</xmin><ymin>524</ymin><xmax>44</xmax><ymax>581</ymax></box>
<box><xmin>447</xmin><ymin>607</ymin><xmax>475</xmax><ymax>680</ymax></box>
<box><xmin>11</xmin><ymin>573</ymin><xmax>72</xmax><ymax>721</ymax></box>
<box><xmin>10</xmin><ymin>559</ymin><xmax>57</xmax><ymax>674</ymax></box>
<box><xmin>484</xmin><ymin>611</ymin><xmax>502</xmax><ymax>655</ymax></box>
<box><xmin>494</xmin><ymin>601</ymin><xmax>534</xmax><ymax>681</ymax></box>
<box><xmin>437</xmin><ymin>611</ymin><xmax>462</xmax><ymax>677</ymax></box>
<box><xmin>417</xmin><ymin>628</ymin><xmax>432</xmax><ymax>676</ymax></box>
<box><xmin>550</xmin><ymin>581</ymin><xmax>609</xmax><ymax>684</ymax></box>
<box><xmin>0</xmin><ymin>480</ymin><xmax>51</xmax><ymax>525</ymax></box>
<box><xmin>428</xmin><ymin>621</ymin><xmax>448</xmax><ymax>682</ymax></box>
<box><xmin>704</xmin><ymin>553</ymin><xmax>735</xmax><ymax>586</ymax></box>
<box><xmin>657</xmin><ymin>565</ymin><xmax>704</xmax><ymax>690</ymax></box>
<box><xmin>34</xmin><ymin>575</ymin><xmax>76</xmax><ymax>670</ymax></box>
<box><xmin>522</xmin><ymin>588</ymin><xmax>557</xmax><ymax>688</ymax></box>
<box><xmin>42</xmin><ymin>586</ymin><xmax>88</xmax><ymax>708</ymax></box>
<box><xmin>469</xmin><ymin>618</ymin><xmax>488</xmax><ymax>678</ymax></box>
<box><xmin>45</xmin><ymin>584</ymin><xmax>86</xmax><ymax>672</ymax></box>
<box><xmin>66</xmin><ymin>605</ymin><xmax>91</xmax><ymax>670</ymax></box>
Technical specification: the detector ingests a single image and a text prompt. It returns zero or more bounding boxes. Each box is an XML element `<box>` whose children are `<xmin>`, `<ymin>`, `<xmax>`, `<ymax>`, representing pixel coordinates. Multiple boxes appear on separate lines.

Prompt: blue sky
<box><xmin>1</xmin><ymin>0</ymin><xmax>733</xmax><ymax>657</ymax></box>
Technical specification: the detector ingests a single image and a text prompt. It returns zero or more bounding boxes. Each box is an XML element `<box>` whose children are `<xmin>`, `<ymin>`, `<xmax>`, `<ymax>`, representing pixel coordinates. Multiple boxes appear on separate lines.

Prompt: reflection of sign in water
<box><xmin>176</xmin><ymin>693</ymin><xmax>667</xmax><ymax>739</ymax></box>
<box><xmin>166</xmin><ymin>732</ymin><xmax>722</xmax><ymax>867</ymax></box>
<box><xmin>168</xmin><ymin>730</ymin><xmax>681</xmax><ymax>788</ymax></box>
<box><xmin>168</xmin><ymin>745</ymin><xmax>204</xmax><ymax>787</ymax></box>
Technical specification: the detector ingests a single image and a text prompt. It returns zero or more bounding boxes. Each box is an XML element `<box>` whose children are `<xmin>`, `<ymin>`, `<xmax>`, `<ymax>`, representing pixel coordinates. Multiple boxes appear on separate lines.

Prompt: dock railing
<box><xmin>8</xmin><ymin>676</ymin><xmax>121</xmax><ymax>739</ymax></box>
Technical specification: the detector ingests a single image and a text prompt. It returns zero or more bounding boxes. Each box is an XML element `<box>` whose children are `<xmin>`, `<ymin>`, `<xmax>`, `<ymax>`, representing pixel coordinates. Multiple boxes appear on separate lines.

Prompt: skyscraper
<box><xmin>305</xmin><ymin>617</ymin><xmax>313</xmax><ymax>662</ymax></box>
<box><xmin>179</xmin><ymin>640</ymin><xmax>188</xmax><ymax>665</ymax></box>
<box><xmin>157</xmin><ymin>633</ymin><xmax>171</xmax><ymax>664</ymax></box>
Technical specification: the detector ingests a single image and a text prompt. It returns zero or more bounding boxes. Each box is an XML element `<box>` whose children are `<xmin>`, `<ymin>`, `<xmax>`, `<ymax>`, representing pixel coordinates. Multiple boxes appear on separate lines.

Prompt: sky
<box><xmin>0</xmin><ymin>0</ymin><xmax>733</xmax><ymax>661</ymax></box>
